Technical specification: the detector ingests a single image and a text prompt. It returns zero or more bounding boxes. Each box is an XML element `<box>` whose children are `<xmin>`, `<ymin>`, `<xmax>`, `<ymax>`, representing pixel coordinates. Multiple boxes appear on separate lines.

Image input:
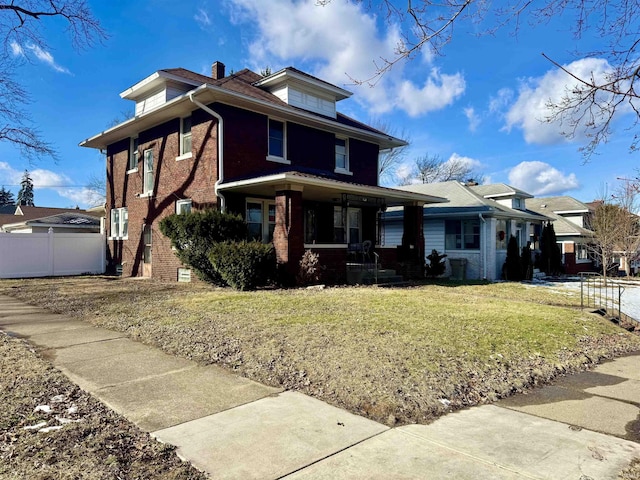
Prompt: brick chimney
<box><xmin>212</xmin><ymin>61</ymin><xmax>225</xmax><ymax>80</ymax></box>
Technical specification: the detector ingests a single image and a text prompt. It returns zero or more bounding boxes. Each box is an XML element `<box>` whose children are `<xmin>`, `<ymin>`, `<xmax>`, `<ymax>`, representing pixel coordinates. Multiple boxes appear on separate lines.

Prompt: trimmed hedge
<box><xmin>209</xmin><ymin>241</ymin><xmax>275</xmax><ymax>291</ymax></box>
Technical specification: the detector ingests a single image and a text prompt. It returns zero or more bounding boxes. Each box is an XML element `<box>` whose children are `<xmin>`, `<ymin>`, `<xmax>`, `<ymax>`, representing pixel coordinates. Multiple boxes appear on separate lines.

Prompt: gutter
<box><xmin>188</xmin><ymin>93</ymin><xmax>226</xmax><ymax>212</ymax></box>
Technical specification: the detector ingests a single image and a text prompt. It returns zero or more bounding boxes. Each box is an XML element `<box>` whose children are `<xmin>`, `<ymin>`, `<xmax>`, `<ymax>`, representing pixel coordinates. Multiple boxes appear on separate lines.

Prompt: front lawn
<box><xmin>1</xmin><ymin>277</ymin><xmax>637</xmax><ymax>425</ymax></box>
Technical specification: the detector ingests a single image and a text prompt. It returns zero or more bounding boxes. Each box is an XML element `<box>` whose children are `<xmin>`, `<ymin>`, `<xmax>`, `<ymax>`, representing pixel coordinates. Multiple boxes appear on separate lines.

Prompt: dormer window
<box><xmin>267</xmin><ymin>119</ymin><xmax>289</xmax><ymax>164</ymax></box>
<box><xmin>513</xmin><ymin>198</ymin><xmax>522</xmax><ymax>209</ymax></box>
<box><xmin>335</xmin><ymin>137</ymin><xmax>351</xmax><ymax>174</ymax></box>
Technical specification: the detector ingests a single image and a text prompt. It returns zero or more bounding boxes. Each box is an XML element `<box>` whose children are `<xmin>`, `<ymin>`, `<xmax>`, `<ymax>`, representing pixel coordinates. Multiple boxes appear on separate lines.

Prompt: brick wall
<box><xmin>106</xmin><ymin>109</ymin><xmax>219</xmax><ymax>281</ymax></box>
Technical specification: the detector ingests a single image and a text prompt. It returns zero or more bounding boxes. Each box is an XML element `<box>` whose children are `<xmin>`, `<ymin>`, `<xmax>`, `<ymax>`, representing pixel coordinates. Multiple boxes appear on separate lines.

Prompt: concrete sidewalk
<box><xmin>1</xmin><ymin>293</ymin><xmax>639</xmax><ymax>479</ymax></box>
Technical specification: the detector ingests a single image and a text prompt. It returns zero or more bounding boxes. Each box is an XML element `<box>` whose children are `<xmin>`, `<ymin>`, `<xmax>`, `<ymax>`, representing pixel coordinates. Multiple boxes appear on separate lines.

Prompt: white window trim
<box><xmin>246</xmin><ymin>198</ymin><xmax>276</xmax><ymax>243</ymax></box>
<box><xmin>127</xmin><ymin>137</ymin><xmax>139</xmax><ymax>173</ymax></box>
<box><xmin>176</xmin><ymin>198</ymin><xmax>192</xmax><ymax>214</ymax></box>
<box><xmin>143</xmin><ymin>149</ymin><xmax>154</xmax><ymax>195</ymax></box>
<box><xmin>334</xmin><ymin>136</ymin><xmax>351</xmax><ymax>175</ymax></box>
<box><xmin>266</xmin><ymin>118</ymin><xmax>289</xmax><ymax>163</ymax></box>
<box><xmin>177</xmin><ymin>116</ymin><xmax>193</xmax><ymax>160</ymax></box>
<box><xmin>109</xmin><ymin>207</ymin><xmax>128</xmax><ymax>240</ymax></box>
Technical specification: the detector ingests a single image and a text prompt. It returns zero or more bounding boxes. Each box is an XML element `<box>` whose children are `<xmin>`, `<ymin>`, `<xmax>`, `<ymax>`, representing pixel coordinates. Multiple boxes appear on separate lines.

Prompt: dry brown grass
<box><xmin>0</xmin><ymin>332</ymin><xmax>206</xmax><ymax>479</ymax></box>
<box><xmin>1</xmin><ymin>276</ymin><xmax>638</xmax><ymax>427</ymax></box>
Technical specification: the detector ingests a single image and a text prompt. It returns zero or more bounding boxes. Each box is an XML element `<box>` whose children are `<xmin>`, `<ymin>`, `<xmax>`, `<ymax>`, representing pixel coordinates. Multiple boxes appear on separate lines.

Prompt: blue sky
<box><xmin>0</xmin><ymin>0</ymin><xmax>636</xmax><ymax>208</ymax></box>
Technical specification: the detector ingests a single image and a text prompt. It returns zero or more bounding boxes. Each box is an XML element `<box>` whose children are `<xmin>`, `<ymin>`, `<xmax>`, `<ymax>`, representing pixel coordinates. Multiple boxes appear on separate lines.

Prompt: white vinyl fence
<box><xmin>0</xmin><ymin>230</ymin><xmax>106</xmax><ymax>279</ymax></box>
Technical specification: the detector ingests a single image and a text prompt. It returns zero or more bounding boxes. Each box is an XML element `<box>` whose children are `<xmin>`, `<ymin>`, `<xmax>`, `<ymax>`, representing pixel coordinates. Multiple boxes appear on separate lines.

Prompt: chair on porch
<box><xmin>362</xmin><ymin>240</ymin><xmax>372</xmax><ymax>263</ymax></box>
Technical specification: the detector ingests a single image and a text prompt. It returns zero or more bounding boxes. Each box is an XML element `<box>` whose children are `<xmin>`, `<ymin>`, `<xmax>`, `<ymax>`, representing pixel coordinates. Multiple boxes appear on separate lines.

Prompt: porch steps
<box><xmin>346</xmin><ymin>263</ymin><xmax>408</xmax><ymax>286</ymax></box>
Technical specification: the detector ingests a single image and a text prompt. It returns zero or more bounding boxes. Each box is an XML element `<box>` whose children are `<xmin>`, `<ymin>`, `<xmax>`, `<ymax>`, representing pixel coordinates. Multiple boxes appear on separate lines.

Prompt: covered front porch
<box><xmin>218</xmin><ymin>171</ymin><xmax>444</xmax><ymax>283</ymax></box>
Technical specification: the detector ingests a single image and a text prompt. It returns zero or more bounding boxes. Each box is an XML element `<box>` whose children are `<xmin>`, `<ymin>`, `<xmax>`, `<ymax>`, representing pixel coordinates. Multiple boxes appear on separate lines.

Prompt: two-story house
<box><xmin>80</xmin><ymin>62</ymin><xmax>442</xmax><ymax>282</ymax></box>
<box><xmin>526</xmin><ymin>196</ymin><xmax>595</xmax><ymax>274</ymax></box>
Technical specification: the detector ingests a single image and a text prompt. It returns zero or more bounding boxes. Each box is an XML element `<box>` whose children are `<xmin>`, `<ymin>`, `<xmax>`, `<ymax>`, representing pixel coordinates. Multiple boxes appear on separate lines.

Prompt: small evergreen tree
<box><xmin>0</xmin><ymin>186</ymin><xmax>15</xmax><ymax>207</ymax></box>
<box><xmin>503</xmin><ymin>235</ymin><xmax>522</xmax><ymax>281</ymax></box>
<box><xmin>16</xmin><ymin>170</ymin><xmax>35</xmax><ymax>206</ymax></box>
<box><xmin>539</xmin><ymin>222</ymin><xmax>563</xmax><ymax>275</ymax></box>
<box><xmin>425</xmin><ymin>249</ymin><xmax>447</xmax><ymax>278</ymax></box>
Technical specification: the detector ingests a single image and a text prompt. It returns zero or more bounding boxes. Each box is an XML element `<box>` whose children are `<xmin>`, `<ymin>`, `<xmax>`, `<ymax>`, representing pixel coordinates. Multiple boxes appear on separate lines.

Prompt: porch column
<box><xmin>273</xmin><ymin>187</ymin><xmax>304</xmax><ymax>277</ymax></box>
<box><xmin>401</xmin><ymin>203</ymin><xmax>425</xmax><ymax>274</ymax></box>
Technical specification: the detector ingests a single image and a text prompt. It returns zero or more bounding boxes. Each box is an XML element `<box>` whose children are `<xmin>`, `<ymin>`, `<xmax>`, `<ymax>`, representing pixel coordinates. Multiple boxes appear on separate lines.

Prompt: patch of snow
<box><xmin>50</xmin><ymin>394</ymin><xmax>65</xmax><ymax>403</ymax></box>
<box><xmin>67</xmin><ymin>405</ymin><xmax>78</xmax><ymax>415</ymax></box>
<box><xmin>23</xmin><ymin>421</ymin><xmax>47</xmax><ymax>430</ymax></box>
<box><xmin>55</xmin><ymin>416</ymin><xmax>80</xmax><ymax>424</ymax></box>
<box><xmin>34</xmin><ymin>405</ymin><xmax>52</xmax><ymax>413</ymax></box>
<box><xmin>439</xmin><ymin>398</ymin><xmax>451</xmax><ymax>407</ymax></box>
<box><xmin>38</xmin><ymin>425</ymin><xmax>63</xmax><ymax>433</ymax></box>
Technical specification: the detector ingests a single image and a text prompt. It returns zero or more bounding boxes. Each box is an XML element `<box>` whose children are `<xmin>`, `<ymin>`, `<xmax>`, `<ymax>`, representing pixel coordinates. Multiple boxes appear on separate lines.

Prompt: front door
<box><xmin>142</xmin><ymin>224</ymin><xmax>152</xmax><ymax>277</ymax></box>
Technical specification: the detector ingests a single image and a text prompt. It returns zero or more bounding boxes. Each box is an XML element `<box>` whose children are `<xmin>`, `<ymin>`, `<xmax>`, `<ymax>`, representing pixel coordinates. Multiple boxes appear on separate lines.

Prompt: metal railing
<box><xmin>580</xmin><ymin>272</ymin><xmax>625</xmax><ymax>321</ymax></box>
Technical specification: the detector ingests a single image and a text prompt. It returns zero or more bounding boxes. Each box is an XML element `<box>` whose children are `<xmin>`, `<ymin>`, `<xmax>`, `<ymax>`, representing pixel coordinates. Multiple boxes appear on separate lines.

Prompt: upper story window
<box><xmin>335</xmin><ymin>137</ymin><xmax>350</xmax><ymax>174</ymax></box>
<box><xmin>128</xmin><ymin>137</ymin><xmax>139</xmax><ymax>171</ymax></box>
<box><xmin>179</xmin><ymin>116</ymin><xmax>192</xmax><ymax>159</ymax></box>
<box><xmin>513</xmin><ymin>198</ymin><xmax>522</xmax><ymax>209</ymax></box>
<box><xmin>110</xmin><ymin>207</ymin><xmax>128</xmax><ymax>239</ymax></box>
<box><xmin>143</xmin><ymin>149</ymin><xmax>154</xmax><ymax>195</ymax></box>
<box><xmin>176</xmin><ymin>199</ymin><xmax>192</xmax><ymax>214</ymax></box>
<box><xmin>267</xmin><ymin>119</ymin><xmax>288</xmax><ymax>163</ymax></box>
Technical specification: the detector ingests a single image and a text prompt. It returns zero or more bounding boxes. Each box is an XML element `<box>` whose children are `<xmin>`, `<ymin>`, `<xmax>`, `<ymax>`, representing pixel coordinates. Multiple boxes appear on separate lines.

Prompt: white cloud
<box><xmin>503</xmin><ymin>58</ymin><xmax>615</xmax><ymax>145</ymax></box>
<box><xmin>0</xmin><ymin>162</ymin><xmax>95</xmax><ymax>206</ymax></box>
<box><xmin>26</xmin><ymin>44</ymin><xmax>71</xmax><ymax>74</ymax></box>
<box><xmin>194</xmin><ymin>8</ymin><xmax>212</xmax><ymax>28</ymax></box>
<box><xmin>11</xmin><ymin>42</ymin><xmax>71</xmax><ymax>73</ymax></box>
<box><xmin>508</xmin><ymin>161</ymin><xmax>580</xmax><ymax>195</ymax></box>
<box><xmin>9</xmin><ymin>41</ymin><xmax>24</xmax><ymax>57</ymax></box>
<box><xmin>464</xmin><ymin>106</ymin><xmax>480</xmax><ymax>132</ymax></box>
<box><xmin>447</xmin><ymin>152</ymin><xmax>483</xmax><ymax>170</ymax></box>
<box><xmin>489</xmin><ymin>88</ymin><xmax>513</xmax><ymax>114</ymax></box>
<box><xmin>227</xmin><ymin>0</ymin><xmax>465</xmax><ymax>117</ymax></box>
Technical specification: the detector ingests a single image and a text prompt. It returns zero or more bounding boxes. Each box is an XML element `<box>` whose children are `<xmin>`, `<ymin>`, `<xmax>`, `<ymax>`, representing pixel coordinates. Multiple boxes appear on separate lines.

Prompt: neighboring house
<box><xmin>384</xmin><ymin>181</ymin><xmax>548</xmax><ymax>281</ymax></box>
<box><xmin>80</xmin><ymin>61</ymin><xmax>442</xmax><ymax>282</ymax></box>
<box><xmin>1</xmin><ymin>212</ymin><xmax>101</xmax><ymax>233</ymax></box>
<box><xmin>0</xmin><ymin>206</ymin><xmax>101</xmax><ymax>233</ymax></box>
<box><xmin>526</xmin><ymin>196</ymin><xmax>595</xmax><ymax>274</ymax></box>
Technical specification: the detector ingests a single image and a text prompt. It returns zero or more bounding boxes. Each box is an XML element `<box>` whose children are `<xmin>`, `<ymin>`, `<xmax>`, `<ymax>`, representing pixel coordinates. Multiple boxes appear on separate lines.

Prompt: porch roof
<box><xmin>217</xmin><ymin>171</ymin><xmax>446</xmax><ymax>207</ymax></box>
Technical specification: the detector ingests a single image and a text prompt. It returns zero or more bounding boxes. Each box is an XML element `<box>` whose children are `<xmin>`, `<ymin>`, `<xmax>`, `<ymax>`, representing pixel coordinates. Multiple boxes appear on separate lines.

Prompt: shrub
<box><xmin>503</xmin><ymin>235</ymin><xmax>522</xmax><ymax>281</ymax></box>
<box><xmin>297</xmin><ymin>250</ymin><xmax>324</xmax><ymax>285</ymax></box>
<box><xmin>425</xmin><ymin>249</ymin><xmax>447</xmax><ymax>278</ymax></box>
<box><xmin>209</xmin><ymin>241</ymin><xmax>275</xmax><ymax>290</ymax></box>
<box><xmin>159</xmin><ymin>209</ymin><xmax>246</xmax><ymax>285</ymax></box>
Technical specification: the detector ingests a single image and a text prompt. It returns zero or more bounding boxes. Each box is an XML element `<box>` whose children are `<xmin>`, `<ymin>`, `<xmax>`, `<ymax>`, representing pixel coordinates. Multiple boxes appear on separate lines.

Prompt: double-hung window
<box><xmin>267</xmin><ymin>119</ymin><xmax>288</xmax><ymax>163</ymax></box>
<box><xmin>179</xmin><ymin>116</ymin><xmax>192</xmax><ymax>158</ymax></box>
<box><xmin>246</xmin><ymin>200</ymin><xmax>276</xmax><ymax>243</ymax></box>
<box><xmin>110</xmin><ymin>207</ymin><xmax>128</xmax><ymax>239</ymax></box>
<box><xmin>128</xmin><ymin>137</ymin><xmax>139</xmax><ymax>171</ymax></box>
<box><xmin>143</xmin><ymin>149</ymin><xmax>154</xmax><ymax>195</ymax></box>
<box><xmin>333</xmin><ymin>206</ymin><xmax>361</xmax><ymax>244</ymax></box>
<box><xmin>335</xmin><ymin>137</ymin><xmax>349</xmax><ymax>173</ymax></box>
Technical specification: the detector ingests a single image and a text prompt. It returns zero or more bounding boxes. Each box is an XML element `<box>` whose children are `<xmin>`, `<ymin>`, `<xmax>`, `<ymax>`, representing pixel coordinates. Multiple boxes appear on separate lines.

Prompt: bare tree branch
<box><xmin>0</xmin><ymin>1</ymin><xmax>106</xmax><ymax>162</ymax></box>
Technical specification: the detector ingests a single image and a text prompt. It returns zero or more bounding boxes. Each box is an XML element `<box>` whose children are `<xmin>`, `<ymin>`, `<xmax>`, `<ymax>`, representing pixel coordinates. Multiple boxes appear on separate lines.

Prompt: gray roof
<box><xmin>392</xmin><ymin>181</ymin><xmax>548</xmax><ymax>221</ymax></box>
<box><xmin>526</xmin><ymin>196</ymin><xmax>590</xmax><ymax>213</ymax></box>
<box><xmin>470</xmin><ymin>183</ymin><xmax>534</xmax><ymax>199</ymax></box>
<box><xmin>3</xmin><ymin>212</ymin><xmax>100</xmax><ymax>230</ymax></box>
<box><xmin>526</xmin><ymin>196</ymin><xmax>593</xmax><ymax>237</ymax></box>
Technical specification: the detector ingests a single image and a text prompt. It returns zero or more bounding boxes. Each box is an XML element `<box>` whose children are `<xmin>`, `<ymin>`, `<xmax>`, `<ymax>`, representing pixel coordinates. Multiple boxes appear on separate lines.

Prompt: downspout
<box><xmin>188</xmin><ymin>93</ymin><xmax>226</xmax><ymax>212</ymax></box>
<box><xmin>479</xmin><ymin>213</ymin><xmax>487</xmax><ymax>280</ymax></box>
